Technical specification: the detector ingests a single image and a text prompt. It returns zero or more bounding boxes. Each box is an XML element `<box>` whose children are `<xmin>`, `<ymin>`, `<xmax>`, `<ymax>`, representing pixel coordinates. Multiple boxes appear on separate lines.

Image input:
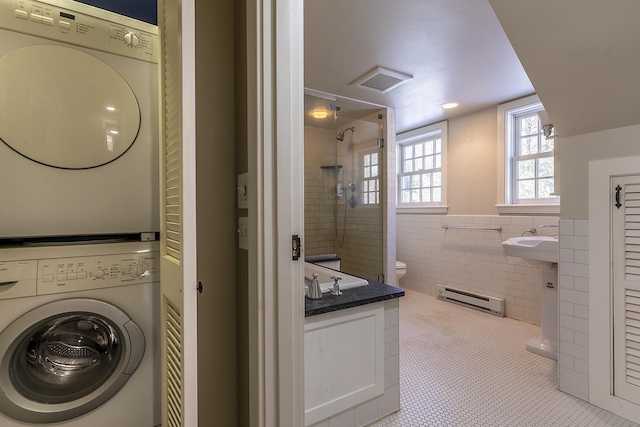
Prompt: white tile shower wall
<box><xmin>337</xmin><ymin>206</ymin><xmax>383</xmax><ymax>281</ymax></box>
<box><xmin>305</xmin><ymin>126</ymin><xmax>339</xmax><ymax>256</ymax></box>
<box><xmin>396</xmin><ymin>214</ymin><xmax>559</xmax><ymax>324</ymax></box>
<box><xmin>558</xmin><ymin>218</ymin><xmax>590</xmax><ymax>401</ymax></box>
<box><xmin>308</xmin><ymin>299</ymin><xmax>401</xmax><ymax>427</ymax></box>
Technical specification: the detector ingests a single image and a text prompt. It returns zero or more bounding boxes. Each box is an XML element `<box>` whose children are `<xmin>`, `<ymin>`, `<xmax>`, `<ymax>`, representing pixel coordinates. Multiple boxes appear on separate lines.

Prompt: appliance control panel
<box><xmin>36</xmin><ymin>251</ymin><xmax>160</xmax><ymax>295</ymax></box>
<box><xmin>0</xmin><ymin>0</ymin><xmax>158</xmax><ymax>63</ymax></box>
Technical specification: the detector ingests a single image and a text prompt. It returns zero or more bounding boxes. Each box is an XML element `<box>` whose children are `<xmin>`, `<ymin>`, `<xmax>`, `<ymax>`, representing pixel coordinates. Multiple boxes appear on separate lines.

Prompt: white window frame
<box><xmin>360</xmin><ymin>148</ymin><xmax>380</xmax><ymax>206</ymax></box>
<box><xmin>497</xmin><ymin>94</ymin><xmax>559</xmax><ymax>215</ymax></box>
<box><xmin>396</xmin><ymin>121</ymin><xmax>448</xmax><ymax>214</ymax></box>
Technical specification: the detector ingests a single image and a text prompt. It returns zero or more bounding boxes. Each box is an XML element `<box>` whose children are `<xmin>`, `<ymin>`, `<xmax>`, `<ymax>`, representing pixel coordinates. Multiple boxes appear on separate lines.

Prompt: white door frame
<box><xmin>247</xmin><ymin>0</ymin><xmax>305</xmax><ymax>425</ymax></box>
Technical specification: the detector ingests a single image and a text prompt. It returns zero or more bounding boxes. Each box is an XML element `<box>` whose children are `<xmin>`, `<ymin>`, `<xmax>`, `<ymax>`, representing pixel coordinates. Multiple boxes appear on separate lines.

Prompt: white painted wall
<box><xmin>447</xmin><ymin>107</ymin><xmax>499</xmax><ymax>215</ymax></box>
<box><xmin>560</xmin><ymin>123</ymin><xmax>640</xmax><ymax>219</ymax></box>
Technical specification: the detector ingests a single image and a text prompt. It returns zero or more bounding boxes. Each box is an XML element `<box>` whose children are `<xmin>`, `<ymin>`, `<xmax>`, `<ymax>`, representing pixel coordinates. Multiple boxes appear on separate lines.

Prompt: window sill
<box><xmin>396</xmin><ymin>206</ymin><xmax>449</xmax><ymax>215</ymax></box>
<box><xmin>496</xmin><ymin>204</ymin><xmax>560</xmax><ymax>215</ymax></box>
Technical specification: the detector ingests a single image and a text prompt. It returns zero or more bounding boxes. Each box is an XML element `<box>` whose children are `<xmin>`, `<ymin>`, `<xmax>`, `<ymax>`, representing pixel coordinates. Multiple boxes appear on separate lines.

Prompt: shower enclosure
<box><xmin>303</xmin><ymin>93</ymin><xmax>385</xmax><ymax>282</ymax></box>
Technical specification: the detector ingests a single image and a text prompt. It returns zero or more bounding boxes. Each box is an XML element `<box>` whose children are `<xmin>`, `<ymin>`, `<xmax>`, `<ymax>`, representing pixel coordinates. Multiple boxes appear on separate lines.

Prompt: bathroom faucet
<box><xmin>521</xmin><ymin>228</ymin><xmax>538</xmax><ymax>237</ymax></box>
<box><xmin>307</xmin><ymin>273</ymin><xmax>322</xmax><ymax>300</ymax></box>
<box><xmin>330</xmin><ymin>276</ymin><xmax>342</xmax><ymax>296</ymax></box>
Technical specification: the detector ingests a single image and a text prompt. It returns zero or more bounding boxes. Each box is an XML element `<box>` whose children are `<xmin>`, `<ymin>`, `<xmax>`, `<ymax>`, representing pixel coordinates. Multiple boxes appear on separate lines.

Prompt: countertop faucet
<box><xmin>307</xmin><ymin>273</ymin><xmax>322</xmax><ymax>300</ymax></box>
<box><xmin>330</xmin><ymin>276</ymin><xmax>342</xmax><ymax>296</ymax></box>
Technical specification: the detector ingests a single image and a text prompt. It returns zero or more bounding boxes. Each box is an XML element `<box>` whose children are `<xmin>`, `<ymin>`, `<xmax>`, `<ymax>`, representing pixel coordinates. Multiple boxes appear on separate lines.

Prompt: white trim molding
<box><xmin>496</xmin><ymin>204</ymin><xmax>560</xmax><ymax>215</ymax></box>
<box><xmin>397</xmin><ymin>206</ymin><xmax>449</xmax><ymax>215</ymax></box>
<box><xmin>247</xmin><ymin>0</ymin><xmax>305</xmax><ymax>425</ymax></box>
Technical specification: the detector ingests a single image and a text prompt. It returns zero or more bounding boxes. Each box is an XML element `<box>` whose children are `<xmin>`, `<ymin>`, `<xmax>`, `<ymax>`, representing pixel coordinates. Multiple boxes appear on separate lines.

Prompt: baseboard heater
<box><xmin>436</xmin><ymin>284</ymin><xmax>505</xmax><ymax>317</ymax></box>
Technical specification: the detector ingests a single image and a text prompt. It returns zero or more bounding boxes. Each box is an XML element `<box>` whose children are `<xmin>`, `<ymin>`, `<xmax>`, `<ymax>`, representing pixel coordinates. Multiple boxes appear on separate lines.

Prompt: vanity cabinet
<box><xmin>304</xmin><ymin>302</ymin><xmax>385</xmax><ymax>425</ymax></box>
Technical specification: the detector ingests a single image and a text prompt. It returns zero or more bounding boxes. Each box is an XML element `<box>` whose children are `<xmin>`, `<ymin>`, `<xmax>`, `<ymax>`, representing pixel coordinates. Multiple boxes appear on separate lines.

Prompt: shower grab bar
<box><xmin>442</xmin><ymin>224</ymin><xmax>502</xmax><ymax>232</ymax></box>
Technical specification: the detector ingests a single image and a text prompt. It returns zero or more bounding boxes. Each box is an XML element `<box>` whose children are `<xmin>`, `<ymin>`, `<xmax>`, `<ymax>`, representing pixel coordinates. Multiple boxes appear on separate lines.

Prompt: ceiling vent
<box><xmin>350</xmin><ymin>66</ymin><xmax>413</xmax><ymax>94</ymax></box>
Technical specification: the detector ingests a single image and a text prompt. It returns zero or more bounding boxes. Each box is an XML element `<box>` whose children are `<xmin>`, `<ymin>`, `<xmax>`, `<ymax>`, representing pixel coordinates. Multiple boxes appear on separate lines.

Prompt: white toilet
<box><xmin>395</xmin><ymin>261</ymin><xmax>407</xmax><ymax>286</ymax></box>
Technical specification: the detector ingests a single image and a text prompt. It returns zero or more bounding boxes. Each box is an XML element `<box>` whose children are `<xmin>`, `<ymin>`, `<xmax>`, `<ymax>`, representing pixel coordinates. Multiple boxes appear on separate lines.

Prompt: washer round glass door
<box><xmin>0</xmin><ymin>299</ymin><xmax>145</xmax><ymax>423</ymax></box>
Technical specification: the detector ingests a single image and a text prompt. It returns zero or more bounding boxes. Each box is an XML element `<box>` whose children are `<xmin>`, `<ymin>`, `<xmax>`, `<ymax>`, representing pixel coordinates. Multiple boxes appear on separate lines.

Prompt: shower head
<box><xmin>337</xmin><ymin>127</ymin><xmax>355</xmax><ymax>141</ymax></box>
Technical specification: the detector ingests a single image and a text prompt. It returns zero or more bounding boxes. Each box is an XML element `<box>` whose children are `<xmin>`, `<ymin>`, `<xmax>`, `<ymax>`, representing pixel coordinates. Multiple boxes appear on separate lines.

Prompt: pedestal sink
<box><xmin>502</xmin><ymin>236</ymin><xmax>559</xmax><ymax>360</ymax></box>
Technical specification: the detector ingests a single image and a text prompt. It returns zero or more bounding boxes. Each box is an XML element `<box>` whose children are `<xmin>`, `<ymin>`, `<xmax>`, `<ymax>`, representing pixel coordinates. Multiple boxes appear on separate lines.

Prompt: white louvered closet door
<box><xmin>613</xmin><ymin>176</ymin><xmax>640</xmax><ymax>405</ymax></box>
<box><xmin>159</xmin><ymin>0</ymin><xmax>198</xmax><ymax>426</ymax></box>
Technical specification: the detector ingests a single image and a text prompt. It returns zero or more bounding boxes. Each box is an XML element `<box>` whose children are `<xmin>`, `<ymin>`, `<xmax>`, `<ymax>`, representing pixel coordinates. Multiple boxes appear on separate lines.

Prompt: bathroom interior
<box><xmin>302</xmin><ymin>1</ymin><xmax>640</xmax><ymax>424</ymax></box>
<box><xmin>302</xmin><ymin>87</ymin><xmax>640</xmax><ymax>426</ymax></box>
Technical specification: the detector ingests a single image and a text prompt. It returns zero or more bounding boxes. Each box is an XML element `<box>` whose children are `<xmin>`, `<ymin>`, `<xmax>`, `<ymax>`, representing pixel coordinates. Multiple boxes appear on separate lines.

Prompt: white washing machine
<box><xmin>0</xmin><ymin>0</ymin><xmax>159</xmax><ymax>238</ymax></box>
<box><xmin>0</xmin><ymin>241</ymin><xmax>160</xmax><ymax>426</ymax></box>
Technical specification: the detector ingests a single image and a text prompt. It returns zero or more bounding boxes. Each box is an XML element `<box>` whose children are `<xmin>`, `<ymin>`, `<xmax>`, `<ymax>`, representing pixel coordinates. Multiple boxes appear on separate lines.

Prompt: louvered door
<box><xmin>159</xmin><ymin>0</ymin><xmax>198</xmax><ymax>426</ymax></box>
<box><xmin>613</xmin><ymin>176</ymin><xmax>640</xmax><ymax>404</ymax></box>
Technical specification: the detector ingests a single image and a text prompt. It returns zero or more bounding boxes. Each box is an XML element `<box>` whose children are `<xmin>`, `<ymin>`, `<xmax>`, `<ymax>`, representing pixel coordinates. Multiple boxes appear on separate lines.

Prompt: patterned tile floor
<box><xmin>370</xmin><ymin>289</ymin><xmax>639</xmax><ymax>427</ymax></box>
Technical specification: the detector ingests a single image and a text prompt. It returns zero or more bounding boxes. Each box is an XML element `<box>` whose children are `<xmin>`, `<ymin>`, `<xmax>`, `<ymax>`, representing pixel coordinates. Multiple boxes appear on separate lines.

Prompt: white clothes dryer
<box><xmin>0</xmin><ymin>241</ymin><xmax>160</xmax><ymax>426</ymax></box>
<box><xmin>0</xmin><ymin>0</ymin><xmax>159</xmax><ymax>238</ymax></box>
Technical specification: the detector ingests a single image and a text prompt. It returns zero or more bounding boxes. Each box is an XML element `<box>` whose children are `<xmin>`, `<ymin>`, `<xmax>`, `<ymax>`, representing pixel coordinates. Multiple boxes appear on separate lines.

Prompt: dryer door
<box><xmin>0</xmin><ymin>44</ymin><xmax>141</xmax><ymax>170</ymax></box>
<box><xmin>0</xmin><ymin>299</ymin><xmax>145</xmax><ymax>424</ymax></box>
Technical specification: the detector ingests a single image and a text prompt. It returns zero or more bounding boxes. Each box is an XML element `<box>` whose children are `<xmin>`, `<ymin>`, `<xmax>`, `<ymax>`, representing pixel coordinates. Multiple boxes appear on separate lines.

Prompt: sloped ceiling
<box><xmin>304</xmin><ymin>0</ymin><xmax>534</xmax><ymax>134</ymax></box>
<box><xmin>489</xmin><ymin>0</ymin><xmax>640</xmax><ymax>138</ymax></box>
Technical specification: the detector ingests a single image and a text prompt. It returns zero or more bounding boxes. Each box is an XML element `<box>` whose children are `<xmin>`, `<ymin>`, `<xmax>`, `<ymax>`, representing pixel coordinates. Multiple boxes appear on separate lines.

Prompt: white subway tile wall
<box><xmin>396</xmin><ymin>214</ymin><xmax>559</xmax><ymax>324</ymax></box>
<box><xmin>308</xmin><ymin>299</ymin><xmax>401</xmax><ymax>427</ymax></box>
<box><xmin>304</xmin><ymin>126</ymin><xmax>338</xmax><ymax>256</ymax></box>
<box><xmin>558</xmin><ymin>218</ymin><xmax>590</xmax><ymax>400</ymax></box>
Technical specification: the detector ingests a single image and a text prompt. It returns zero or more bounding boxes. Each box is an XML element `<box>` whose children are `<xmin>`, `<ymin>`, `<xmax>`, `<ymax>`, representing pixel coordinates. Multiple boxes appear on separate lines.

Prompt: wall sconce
<box><xmin>541</xmin><ymin>124</ymin><xmax>555</xmax><ymax>139</ymax></box>
<box><xmin>537</xmin><ymin>110</ymin><xmax>556</xmax><ymax>140</ymax></box>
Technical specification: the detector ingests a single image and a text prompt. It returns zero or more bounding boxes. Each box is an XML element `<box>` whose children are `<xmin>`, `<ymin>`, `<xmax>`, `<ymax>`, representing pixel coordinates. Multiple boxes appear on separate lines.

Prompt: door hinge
<box><xmin>292</xmin><ymin>235</ymin><xmax>301</xmax><ymax>260</ymax></box>
<box><xmin>197</xmin><ymin>281</ymin><xmax>203</xmax><ymax>294</ymax></box>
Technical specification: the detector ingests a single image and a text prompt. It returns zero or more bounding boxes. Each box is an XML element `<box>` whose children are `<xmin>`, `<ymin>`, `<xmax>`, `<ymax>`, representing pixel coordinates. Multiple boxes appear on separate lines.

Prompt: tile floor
<box><xmin>369</xmin><ymin>289</ymin><xmax>639</xmax><ymax>427</ymax></box>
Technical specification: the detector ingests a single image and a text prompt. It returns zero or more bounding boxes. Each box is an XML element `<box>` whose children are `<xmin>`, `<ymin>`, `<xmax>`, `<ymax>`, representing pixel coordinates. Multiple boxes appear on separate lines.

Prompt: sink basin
<box><xmin>501</xmin><ymin>236</ymin><xmax>559</xmax><ymax>268</ymax></box>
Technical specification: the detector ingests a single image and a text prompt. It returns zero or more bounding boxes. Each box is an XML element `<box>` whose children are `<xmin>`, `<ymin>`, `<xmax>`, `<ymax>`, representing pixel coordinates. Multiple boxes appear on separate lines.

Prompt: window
<box><xmin>511</xmin><ymin>109</ymin><xmax>554</xmax><ymax>203</ymax></box>
<box><xmin>497</xmin><ymin>95</ymin><xmax>559</xmax><ymax>214</ymax></box>
<box><xmin>397</xmin><ymin>121</ymin><xmax>447</xmax><ymax>210</ymax></box>
<box><xmin>361</xmin><ymin>151</ymin><xmax>380</xmax><ymax>205</ymax></box>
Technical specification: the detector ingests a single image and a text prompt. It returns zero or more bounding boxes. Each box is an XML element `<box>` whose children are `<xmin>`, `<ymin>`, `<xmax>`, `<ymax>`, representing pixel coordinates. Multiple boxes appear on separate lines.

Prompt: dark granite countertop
<box><xmin>305</xmin><ymin>280</ymin><xmax>404</xmax><ymax>317</ymax></box>
<box><xmin>305</xmin><ymin>254</ymin><xmax>341</xmax><ymax>263</ymax></box>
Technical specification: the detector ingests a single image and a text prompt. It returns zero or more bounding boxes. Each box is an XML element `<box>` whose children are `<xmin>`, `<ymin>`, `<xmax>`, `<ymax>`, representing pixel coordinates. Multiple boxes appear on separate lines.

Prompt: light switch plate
<box><xmin>237</xmin><ymin>173</ymin><xmax>248</xmax><ymax>209</ymax></box>
<box><xmin>238</xmin><ymin>217</ymin><xmax>248</xmax><ymax>250</ymax></box>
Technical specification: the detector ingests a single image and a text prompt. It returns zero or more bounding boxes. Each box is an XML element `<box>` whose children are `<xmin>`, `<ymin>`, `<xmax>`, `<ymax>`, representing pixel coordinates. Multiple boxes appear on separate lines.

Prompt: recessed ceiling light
<box><xmin>441</xmin><ymin>102</ymin><xmax>459</xmax><ymax>110</ymax></box>
<box><xmin>311</xmin><ymin>109</ymin><xmax>330</xmax><ymax>119</ymax></box>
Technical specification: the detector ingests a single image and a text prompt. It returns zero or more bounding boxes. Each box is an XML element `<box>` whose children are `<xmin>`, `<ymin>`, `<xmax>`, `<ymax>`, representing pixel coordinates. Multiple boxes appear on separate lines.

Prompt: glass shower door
<box><xmin>303</xmin><ymin>93</ymin><xmax>385</xmax><ymax>282</ymax></box>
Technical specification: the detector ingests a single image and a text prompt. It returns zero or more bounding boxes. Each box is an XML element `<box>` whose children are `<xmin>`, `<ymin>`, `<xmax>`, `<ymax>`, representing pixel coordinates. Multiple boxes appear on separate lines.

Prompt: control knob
<box><xmin>94</xmin><ymin>268</ymin><xmax>105</xmax><ymax>278</ymax></box>
<box><xmin>133</xmin><ymin>263</ymin><xmax>148</xmax><ymax>277</ymax></box>
<box><xmin>124</xmin><ymin>32</ymin><xmax>140</xmax><ymax>47</ymax></box>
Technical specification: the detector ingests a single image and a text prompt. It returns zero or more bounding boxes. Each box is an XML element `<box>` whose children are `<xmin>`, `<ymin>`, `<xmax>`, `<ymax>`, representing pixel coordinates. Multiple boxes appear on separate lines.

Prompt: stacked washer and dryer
<box><xmin>0</xmin><ymin>0</ymin><xmax>160</xmax><ymax>425</ymax></box>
